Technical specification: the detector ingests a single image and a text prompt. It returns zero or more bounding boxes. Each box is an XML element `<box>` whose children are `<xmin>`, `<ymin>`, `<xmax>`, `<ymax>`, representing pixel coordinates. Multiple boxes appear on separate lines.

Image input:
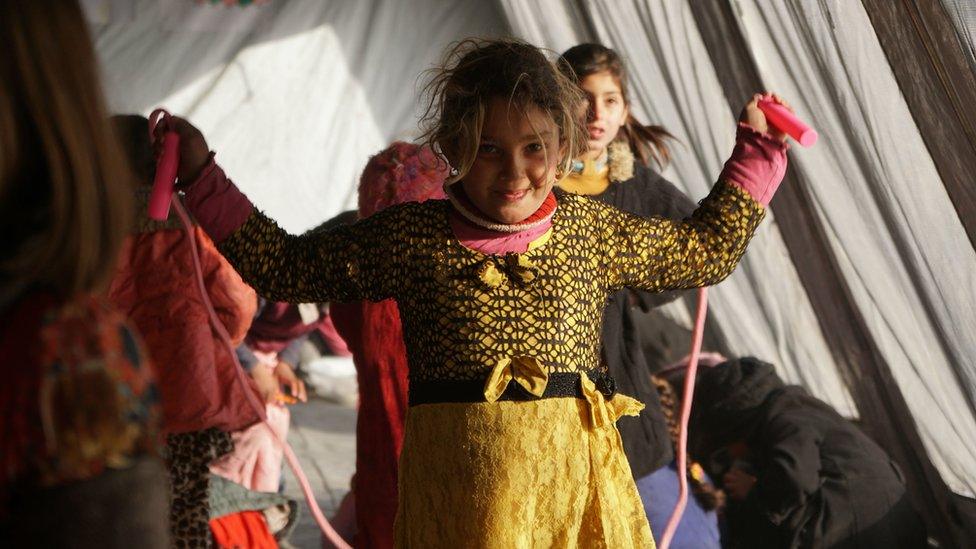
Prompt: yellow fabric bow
<box><xmin>483</xmin><ymin>356</ymin><xmax>549</xmax><ymax>403</ymax></box>
<box><xmin>477</xmin><ymin>254</ymin><xmax>539</xmax><ymax>289</ymax></box>
<box><xmin>580</xmin><ymin>374</ymin><xmax>643</xmax><ymax>430</ymax></box>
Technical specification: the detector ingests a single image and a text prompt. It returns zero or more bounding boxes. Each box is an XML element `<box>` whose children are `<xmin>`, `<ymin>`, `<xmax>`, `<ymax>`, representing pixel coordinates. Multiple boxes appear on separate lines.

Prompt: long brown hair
<box><xmin>559</xmin><ymin>43</ymin><xmax>673</xmax><ymax>169</ymax></box>
<box><xmin>419</xmin><ymin>38</ymin><xmax>587</xmax><ymax>184</ymax></box>
<box><xmin>0</xmin><ymin>0</ymin><xmax>134</xmax><ymax>303</ymax></box>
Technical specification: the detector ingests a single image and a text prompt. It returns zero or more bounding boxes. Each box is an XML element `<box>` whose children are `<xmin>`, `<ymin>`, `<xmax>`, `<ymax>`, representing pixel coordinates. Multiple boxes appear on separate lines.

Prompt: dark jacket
<box><xmin>693</xmin><ymin>358</ymin><xmax>927</xmax><ymax>549</ymax></box>
<box><xmin>583</xmin><ymin>143</ymin><xmax>698</xmax><ymax>478</ymax></box>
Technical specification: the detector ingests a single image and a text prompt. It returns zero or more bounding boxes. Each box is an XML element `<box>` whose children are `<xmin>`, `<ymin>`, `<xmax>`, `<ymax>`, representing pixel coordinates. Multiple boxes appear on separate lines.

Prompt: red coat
<box><xmin>109</xmin><ymin>218</ymin><xmax>262</xmax><ymax>435</ymax></box>
<box><xmin>330</xmin><ymin>300</ymin><xmax>409</xmax><ymax>549</ymax></box>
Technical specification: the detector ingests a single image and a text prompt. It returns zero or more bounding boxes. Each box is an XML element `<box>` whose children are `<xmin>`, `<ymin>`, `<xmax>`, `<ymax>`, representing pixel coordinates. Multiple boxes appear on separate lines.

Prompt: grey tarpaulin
<box><xmin>944</xmin><ymin>0</ymin><xmax>976</xmax><ymax>71</ymax></box>
<box><xmin>85</xmin><ymin>0</ymin><xmax>509</xmax><ymax>233</ymax></box>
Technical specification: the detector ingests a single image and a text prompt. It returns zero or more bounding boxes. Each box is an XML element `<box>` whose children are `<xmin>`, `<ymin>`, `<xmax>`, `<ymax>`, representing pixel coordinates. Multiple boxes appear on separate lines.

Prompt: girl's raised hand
<box><xmin>152</xmin><ymin>115</ymin><xmax>212</xmax><ymax>184</ymax></box>
<box><xmin>740</xmin><ymin>92</ymin><xmax>792</xmax><ymax>143</ymax></box>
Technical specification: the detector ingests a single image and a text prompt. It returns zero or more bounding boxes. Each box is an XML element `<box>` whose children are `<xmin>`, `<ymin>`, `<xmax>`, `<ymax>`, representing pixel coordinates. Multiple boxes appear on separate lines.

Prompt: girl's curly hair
<box><xmin>653</xmin><ymin>375</ymin><xmax>727</xmax><ymax>511</ymax></box>
<box><xmin>419</xmin><ymin>38</ymin><xmax>587</xmax><ymax>184</ymax></box>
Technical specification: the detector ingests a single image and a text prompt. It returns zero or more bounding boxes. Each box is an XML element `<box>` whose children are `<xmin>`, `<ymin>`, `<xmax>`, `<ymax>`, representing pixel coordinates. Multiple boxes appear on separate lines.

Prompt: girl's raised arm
<box><xmin>599</xmin><ymin>96</ymin><xmax>789</xmax><ymax>293</ymax></box>
<box><xmin>165</xmin><ymin>118</ymin><xmax>407</xmax><ymax>304</ymax></box>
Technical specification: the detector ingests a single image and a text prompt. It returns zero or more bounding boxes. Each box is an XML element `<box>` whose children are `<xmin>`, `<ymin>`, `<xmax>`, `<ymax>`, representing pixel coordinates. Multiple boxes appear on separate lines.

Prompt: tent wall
<box><xmin>728</xmin><ymin>0</ymin><xmax>976</xmax><ymax>519</ymax></box>
<box><xmin>862</xmin><ymin>0</ymin><xmax>976</xmax><ymax>249</ymax></box>
<box><xmin>942</xmin><ymin>0</ymin><xmax>976</xmax><ymax>72</ymax></box>
<box><xmin>689</xmin><ymin>3</ymin><xmax>975</xmax><ymax>545</ymax></box>
<box><xmin>88</xmin><ymin>0</ymin><xmax>510</xmax><ymax>233</ymax></box>
<box><xmin>859</xmin><ymin>1</ymin><xmax>976</xmax><ymax>541</ymax></box>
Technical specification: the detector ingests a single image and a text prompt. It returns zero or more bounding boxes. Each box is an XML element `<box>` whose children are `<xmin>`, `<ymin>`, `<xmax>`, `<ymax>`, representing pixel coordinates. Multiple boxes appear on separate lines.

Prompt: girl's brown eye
<box><xmin>479</xmin><ymin>143</ymin><xmax>498</xmax><ymax>154</ymax></box>
<box><xmin>526</xmin><ymin>143</ymin><xmax>543</xmax><ymax>153</ymax></box>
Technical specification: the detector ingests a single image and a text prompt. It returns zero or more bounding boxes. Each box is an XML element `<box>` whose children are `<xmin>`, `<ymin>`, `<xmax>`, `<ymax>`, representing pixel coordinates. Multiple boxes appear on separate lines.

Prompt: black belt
<box><xmin>408</xmin><ymin>370</ymin><xmax>617</xmax><ymax>406</ymax></box>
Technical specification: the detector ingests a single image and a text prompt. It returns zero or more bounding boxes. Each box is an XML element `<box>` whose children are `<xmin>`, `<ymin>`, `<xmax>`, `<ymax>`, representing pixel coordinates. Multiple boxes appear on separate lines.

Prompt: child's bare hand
<box><xmin>739</xmin><ymin>92</ymin><xmax>792</xmax><ymax>142</ymax></box>
<box><xmin>275</xmin><ymin>361</ymin><xmax>308</xmax><ymax>403</ymax></box>
<box><xmin>250</xmin><ymin>363</ymin><xmax>279</xmax><ymax>405</ymax></box>
<box><xmin>723</xmin><ymin>467</ymin><xmax>757</xmax><ymax>500</ymax></box>
<box><xmin>152</xmin><ymin>115</ymin><xmax>211</xmax><ymax>183</ymax></box>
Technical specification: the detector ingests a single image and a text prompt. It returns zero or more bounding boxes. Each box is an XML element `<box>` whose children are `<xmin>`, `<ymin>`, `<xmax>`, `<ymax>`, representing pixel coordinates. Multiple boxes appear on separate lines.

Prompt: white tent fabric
<box><xmin>499</xmin><ymin>0</ymin><xmax>976</xmax><ymax>498</ymax></box>
<box><xmin>734</xmin><ymin>0</ymin><xmax>976</xmax><ymax>498</ymax></box>
<box><xmin>87</xmin><ymin>0</ymin><xmax>508</xmax><ymax>233</ymax></box>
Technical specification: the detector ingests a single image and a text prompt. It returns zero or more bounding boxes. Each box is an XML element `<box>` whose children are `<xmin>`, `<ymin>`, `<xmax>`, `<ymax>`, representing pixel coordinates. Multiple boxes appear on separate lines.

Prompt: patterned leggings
<box><xmin>166</xmin><ymin>428</ymin><xmax>234</xmax><ymax>548</ymax></box>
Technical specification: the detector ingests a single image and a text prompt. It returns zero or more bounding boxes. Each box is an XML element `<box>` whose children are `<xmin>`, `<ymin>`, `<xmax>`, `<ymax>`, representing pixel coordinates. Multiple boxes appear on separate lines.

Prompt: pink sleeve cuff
<box><xmin>720</xmin><ymin>123</ymin><xmax>789</xmax><ymax>207</ymax></box>
<box><xmin>179</xmin><ymin>153</ymin><xmax>255</xmax><ymax>243</ymax></box>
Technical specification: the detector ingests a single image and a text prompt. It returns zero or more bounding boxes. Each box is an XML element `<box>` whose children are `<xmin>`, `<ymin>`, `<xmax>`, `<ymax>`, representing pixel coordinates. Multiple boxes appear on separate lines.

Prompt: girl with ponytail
<box><xmin>558</xmin><ymin>42</ymin><xmax>705</xmax><ymax>543</ymax></box>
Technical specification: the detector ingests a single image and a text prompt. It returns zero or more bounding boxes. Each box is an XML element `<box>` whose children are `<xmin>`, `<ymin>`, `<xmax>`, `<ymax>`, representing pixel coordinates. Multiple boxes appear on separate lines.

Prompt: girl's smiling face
<box><xmin>459</xmin><ymin>97</ymin><xmax>564</xmax><ymax>224</ymax></box>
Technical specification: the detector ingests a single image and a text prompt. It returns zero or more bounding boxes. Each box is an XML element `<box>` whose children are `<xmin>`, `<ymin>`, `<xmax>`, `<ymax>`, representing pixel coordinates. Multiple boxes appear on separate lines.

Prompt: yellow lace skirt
<box><xmin>394</xmin><ymin>394</ymin><xmax>655</xmax><ymax>548</ymax></box>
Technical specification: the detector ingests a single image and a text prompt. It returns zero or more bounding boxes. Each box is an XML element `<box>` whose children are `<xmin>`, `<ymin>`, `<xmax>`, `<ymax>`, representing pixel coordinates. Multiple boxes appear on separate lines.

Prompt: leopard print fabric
<box><xmin>220</xmin><ymin>181</ymin><xmax>763</xmax><ymax>383</ymax></box>
<box><xmin>166</xmin><ymin>428</ymin><xmax>233</xmax><ymax>549</ymax></box>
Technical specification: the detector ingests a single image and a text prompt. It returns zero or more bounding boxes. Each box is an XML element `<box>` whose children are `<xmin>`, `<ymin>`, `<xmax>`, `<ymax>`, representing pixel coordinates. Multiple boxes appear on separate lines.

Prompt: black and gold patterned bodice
<box><xmin>219</xmin><ymin>181</ymin><xmax>763</xmax><ymax>384</ymax></box>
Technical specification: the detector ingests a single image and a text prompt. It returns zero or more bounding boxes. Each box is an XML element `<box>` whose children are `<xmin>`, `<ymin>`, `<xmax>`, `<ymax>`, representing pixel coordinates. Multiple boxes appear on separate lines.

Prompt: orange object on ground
<box><xmin>210</xmin><ymin>510</ymin><xmax>278</xmax><ymax>549</ymax></box>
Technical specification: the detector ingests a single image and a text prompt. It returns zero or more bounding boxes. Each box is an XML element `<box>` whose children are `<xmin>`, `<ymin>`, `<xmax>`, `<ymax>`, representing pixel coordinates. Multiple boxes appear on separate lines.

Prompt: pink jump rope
<box><xmin>657</xmin><ymin>99</ymin><xmax>815</xmax><ymax>549</ymax></box>
<box><xmin>147</xmin><ymin>109</ymin><xmax>353</xmax><ymax>549</ymax></box>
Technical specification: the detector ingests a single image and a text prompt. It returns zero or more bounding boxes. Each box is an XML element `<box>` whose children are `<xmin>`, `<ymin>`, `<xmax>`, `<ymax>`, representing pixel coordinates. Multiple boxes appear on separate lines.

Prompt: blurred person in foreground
<box><xmin>0</xmin><ymin>1</ymin><xmax>167</xmax><ymax>546</ymax></box>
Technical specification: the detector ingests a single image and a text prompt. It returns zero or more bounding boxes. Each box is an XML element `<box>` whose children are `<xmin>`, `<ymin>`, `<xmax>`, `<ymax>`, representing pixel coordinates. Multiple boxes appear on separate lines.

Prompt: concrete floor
<box><xmin>280</xmin><ymin>398</ymin><xmax>357</xmax><ymax>548</ymax></box>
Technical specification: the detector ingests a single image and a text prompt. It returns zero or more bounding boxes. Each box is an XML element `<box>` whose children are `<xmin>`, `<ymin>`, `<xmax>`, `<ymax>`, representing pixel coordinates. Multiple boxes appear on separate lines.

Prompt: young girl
<box><xmin>164</xmin><ymin>38</ymin><xmax>789</xmax><ymax>547</ymax></box>
<box><xmin>0</xmin><ymin>1</ymin><xmax>166</xmax><ymax>546</ymax></box>
<box><xmin>558</xmin><ymin>42</ymin><xmax>704</xmax><ymax>537</ymax></box>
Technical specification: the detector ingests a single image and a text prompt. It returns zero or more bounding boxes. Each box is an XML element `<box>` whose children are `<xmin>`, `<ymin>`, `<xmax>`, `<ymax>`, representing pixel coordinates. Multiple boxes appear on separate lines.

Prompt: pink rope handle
<box><xmin>171</xmin><ymin>198</ymin><xmax>352</xmax><ymax>549</ymax></box>
<box><xmin>146</xmin><ymin>109</ymin><xmax>179</xmax><ymax>221</ymax></box>
<box><xmin>147</xmin><ymin>108</ymin><xmax>171</xmax><ymax>143</ymax></box>
<box><xmin>658</xmin><ymin>286</ymin><xmax>709</xmax><ymax>549</ymax></box>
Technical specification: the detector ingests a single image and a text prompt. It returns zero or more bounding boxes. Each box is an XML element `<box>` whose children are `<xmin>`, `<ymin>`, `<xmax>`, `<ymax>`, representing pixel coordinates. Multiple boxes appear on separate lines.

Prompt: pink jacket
<box><xmin>109</xmin><ymin>210</ymin><xmax>262</xmax><ymax>435</ymax></box>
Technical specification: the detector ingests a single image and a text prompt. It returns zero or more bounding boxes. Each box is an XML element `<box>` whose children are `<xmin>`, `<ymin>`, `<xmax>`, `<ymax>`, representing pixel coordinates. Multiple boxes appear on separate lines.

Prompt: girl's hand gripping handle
<box><xmin>757</xmin><ymin>97</ymin><xmax>818</xmax><ymax>147</ymax></box>
<box><xmin>147</xmin><ymin>109</ymin><xmax>180</xmax><ymax>220</ymax></box>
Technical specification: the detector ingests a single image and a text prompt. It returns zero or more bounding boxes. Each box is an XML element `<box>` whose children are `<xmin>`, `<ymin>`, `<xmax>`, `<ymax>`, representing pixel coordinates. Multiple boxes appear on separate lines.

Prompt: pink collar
<box><xmin>449</xmin><ymin>208</ymin><xmax>553</xmax><ymax>255</ymax></box>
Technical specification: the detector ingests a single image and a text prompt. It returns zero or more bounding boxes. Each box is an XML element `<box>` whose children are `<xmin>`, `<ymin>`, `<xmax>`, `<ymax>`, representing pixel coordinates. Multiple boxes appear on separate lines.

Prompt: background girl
<box><xmin>328</xmin><ymin>141</ymin><xmax>449</xmax><ymax>548</ymax></box>
<box><xmin>558</xmin><ymin>42</ymin><xmax>708</xmax><ymax>543</ymax></box>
